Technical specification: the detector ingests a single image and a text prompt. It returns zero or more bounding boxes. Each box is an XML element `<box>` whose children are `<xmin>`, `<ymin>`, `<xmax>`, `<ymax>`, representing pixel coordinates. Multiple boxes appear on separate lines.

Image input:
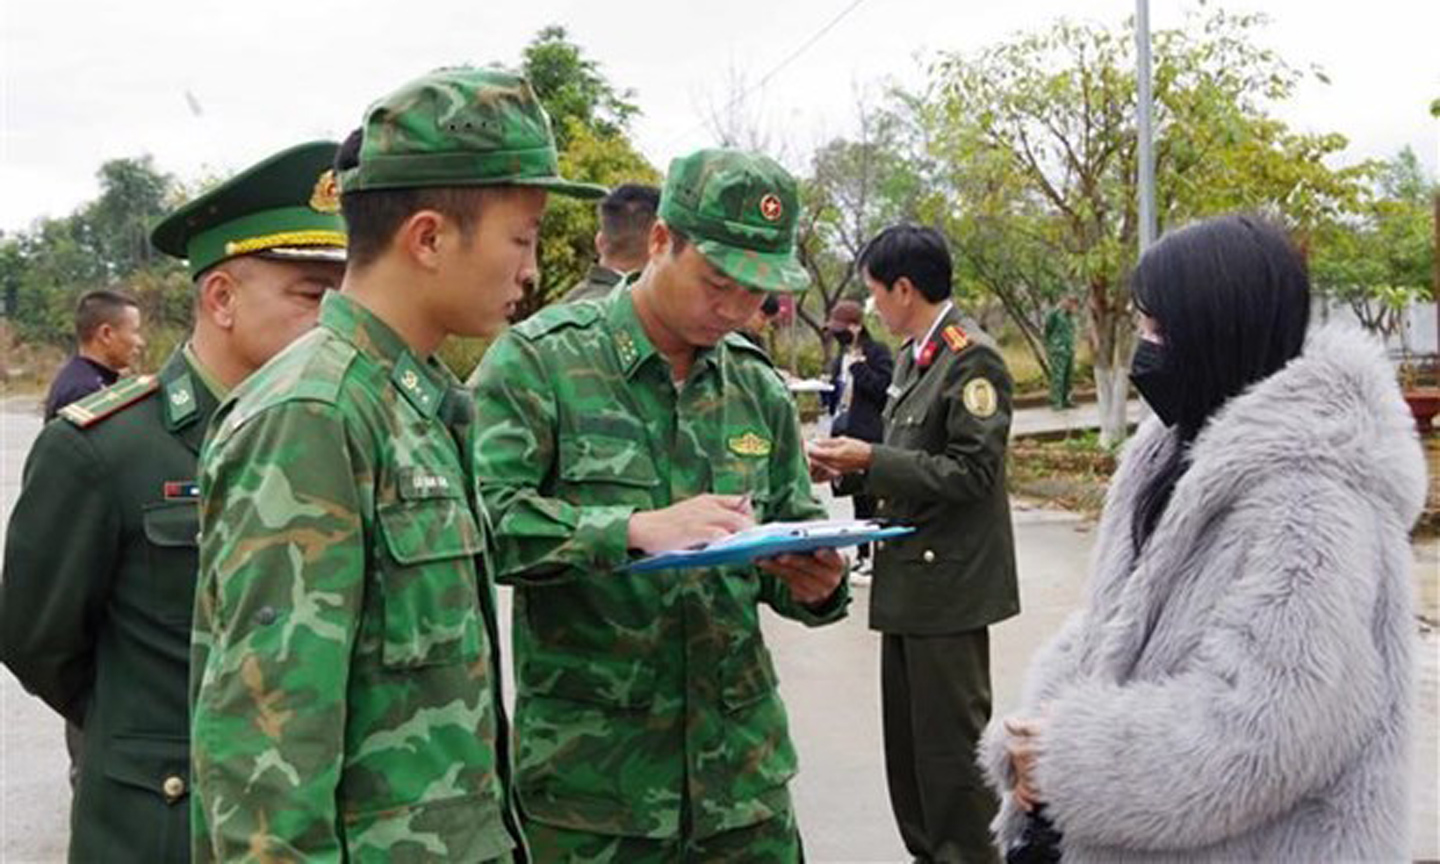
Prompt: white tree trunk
<box><xmin>1094</xmin><ymin>363</ymin><xmax>1132</xmax><ymax>449</ymax></box>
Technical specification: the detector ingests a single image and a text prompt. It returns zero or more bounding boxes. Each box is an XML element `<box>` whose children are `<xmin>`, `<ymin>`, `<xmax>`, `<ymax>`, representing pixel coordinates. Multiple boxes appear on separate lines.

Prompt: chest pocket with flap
<box><xmin>375</xmin><ymin>491</ymin><xmax>485</xmax><ymax>669</ymax></box>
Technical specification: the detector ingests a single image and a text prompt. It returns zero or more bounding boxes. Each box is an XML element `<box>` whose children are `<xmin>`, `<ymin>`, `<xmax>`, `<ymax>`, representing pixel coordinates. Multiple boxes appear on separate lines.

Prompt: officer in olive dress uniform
<box><xmin>0</xmin><ymin>141</ymin><xmax>346</xmax><ymax>863</ymax></box>
<box><xmin>809</xmin><ymin>224</ymin><xmax>1019</xmax><ymax>864</ymax></box>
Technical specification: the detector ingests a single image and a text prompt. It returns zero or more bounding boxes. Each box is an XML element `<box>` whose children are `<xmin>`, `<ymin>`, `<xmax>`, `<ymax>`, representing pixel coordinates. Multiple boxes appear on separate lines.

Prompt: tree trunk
<box><xmin>1088</xmin><ymin>275</ymin><xmax>1133</xmax><ymax>448</ymax></box>
<box><xmin>1094</xmin><ymin>361</ymin><xmax>1132</xmax><ymax>448</ymax></box>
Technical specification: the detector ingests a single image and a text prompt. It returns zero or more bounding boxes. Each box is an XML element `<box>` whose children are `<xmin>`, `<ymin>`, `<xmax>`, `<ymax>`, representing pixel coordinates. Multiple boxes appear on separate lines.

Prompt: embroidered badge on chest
<box><xmin>728</xmin><ymin>431</ymin><xmax>772</xmax><ymax>457</ymax></box>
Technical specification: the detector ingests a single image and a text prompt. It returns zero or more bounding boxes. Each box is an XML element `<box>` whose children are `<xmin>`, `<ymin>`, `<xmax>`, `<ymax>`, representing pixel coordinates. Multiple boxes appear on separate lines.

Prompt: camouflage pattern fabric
<box><xmin>468</xmin><ymin>283</ymin><xmax>848</xmax><ymax>843</ymax></box>
<box><xmin>656</xmin><ymin>148</ymin><xmax>810</xmax><ymax>293</ymax></box>
<box><xmin>1044</xmin><ymin>305</ymin><xmax>1076</xmax><ymax>409</ymax></box>
<box><xmin>524</xmin><ymin>798</ymin><xmax>802</xmax><ymax>863</ymax></box>
<box><xmin>339</xmin><ymin>66</ymin><xmax>604</xmax><ymax>199</ymax></box>
<box><xmin>191</xmin><ymin>291</ymin><xmax>521</xmax><ymax>862</ymax></box>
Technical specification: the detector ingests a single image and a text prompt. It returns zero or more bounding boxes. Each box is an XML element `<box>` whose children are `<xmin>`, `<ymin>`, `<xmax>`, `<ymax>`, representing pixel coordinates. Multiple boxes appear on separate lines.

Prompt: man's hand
<box><xmin>757</xmin><ymin>547</ymin><xmax>845</xmax><ymax>606</ymax></box>
<box><xmin>1003</xmin><ymin>716</ymin><xmax>1048</xmax><ymax>812</ymax></box>
<box><xmin>807</xmin><ymin>452</ymin><xmax>841</xmax><ymax>484</ymax></box>
<box><xmin>806</xmin><ymin>436</ymin><xmax>873</xmax><ymax>475</ymax></box>
<box><xmin>627</xmin><ymin>494</ymin><xmax>755</xmax><ymax>555</ymax></box>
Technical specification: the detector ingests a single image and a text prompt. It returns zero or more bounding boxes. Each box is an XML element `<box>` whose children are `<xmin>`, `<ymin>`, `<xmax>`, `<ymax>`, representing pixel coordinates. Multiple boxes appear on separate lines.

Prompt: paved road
<box><xmin>1</xmin><ymin>398</ymin><xmax>1435</xmax><ymax>862</ymax></box>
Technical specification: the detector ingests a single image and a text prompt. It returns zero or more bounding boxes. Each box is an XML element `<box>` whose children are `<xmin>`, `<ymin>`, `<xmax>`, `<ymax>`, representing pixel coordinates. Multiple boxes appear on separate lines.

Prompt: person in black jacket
<box><xmin>820</xmin><ymin>299</ymin><xmax>893</xmax><ymax>577</ymax></box>
<box><xmin>43</xmin><ymin>289</ymin><xmax>146</xmax><ymax>422</ymax></box>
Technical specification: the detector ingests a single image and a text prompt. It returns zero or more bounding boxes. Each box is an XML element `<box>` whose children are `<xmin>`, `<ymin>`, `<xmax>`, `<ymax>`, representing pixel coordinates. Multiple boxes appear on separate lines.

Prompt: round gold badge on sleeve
<box><xmin>962</xmin><ymin>377</ymin><xmax>998</xmax><ymax>418</ymax></box>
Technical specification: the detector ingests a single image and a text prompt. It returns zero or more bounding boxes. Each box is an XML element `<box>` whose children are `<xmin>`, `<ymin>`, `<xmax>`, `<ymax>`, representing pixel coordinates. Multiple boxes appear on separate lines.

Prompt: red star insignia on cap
<box><xmin>759</xmin><ymin>193</ymin><xmax>783</xmax><ymax>222</ymax></box>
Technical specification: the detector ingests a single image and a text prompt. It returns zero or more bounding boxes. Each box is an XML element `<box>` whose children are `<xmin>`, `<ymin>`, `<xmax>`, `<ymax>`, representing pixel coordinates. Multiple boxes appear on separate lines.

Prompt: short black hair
<box><xmin>856</xmin><ymin>224</ymin><xmax>953</xmax><ymax>303</ymax></box>
<box><xmin>599</xmin><ymin>184</ymin><xmax>660</xmax><ymax>260</ymax></box>
<box><xmin>334</xmin><ymin>128</ymin><xmax>489</xmax><ymax>269</ymax></box>
<box><xmin>75</xmin><ymin>288</ymin><xmax>138</xmax><ymax>343</ymax></box>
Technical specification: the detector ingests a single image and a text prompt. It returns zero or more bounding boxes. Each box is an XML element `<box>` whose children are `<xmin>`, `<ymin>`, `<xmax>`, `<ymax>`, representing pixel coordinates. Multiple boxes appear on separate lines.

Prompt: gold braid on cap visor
<box><xmin>225</xmin><ymin>229</ymin><xmax>347</xmax><ymax>256</ymax></box>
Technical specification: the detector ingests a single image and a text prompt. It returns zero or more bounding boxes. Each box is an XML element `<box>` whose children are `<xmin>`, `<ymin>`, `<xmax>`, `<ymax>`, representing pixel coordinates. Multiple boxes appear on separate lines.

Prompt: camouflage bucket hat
<box><xmin>658</xmin><ymin>148</ymin><xmax>811</xmax><ymax>293</ymax></box>
<box><xmin>339</xmin><ymin>66</ymin><xmax>606</xmax><ymax>199</ymax></box>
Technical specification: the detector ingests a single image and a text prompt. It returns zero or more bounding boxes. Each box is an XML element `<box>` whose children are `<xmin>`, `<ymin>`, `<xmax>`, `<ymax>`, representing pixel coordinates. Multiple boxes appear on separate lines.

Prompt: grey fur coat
<box><xmin>980</xmin><ymin>324</ymin><xmax>1428</xmax><ymax>862</ymax></box>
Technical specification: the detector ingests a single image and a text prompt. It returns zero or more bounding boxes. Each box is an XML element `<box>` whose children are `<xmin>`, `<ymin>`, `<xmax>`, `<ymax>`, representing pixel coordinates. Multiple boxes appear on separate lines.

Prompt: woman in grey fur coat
<box><xmin>983</xmin><ymin>215</ymin><xmax>1428</xmax><ymax>862</ymax></box>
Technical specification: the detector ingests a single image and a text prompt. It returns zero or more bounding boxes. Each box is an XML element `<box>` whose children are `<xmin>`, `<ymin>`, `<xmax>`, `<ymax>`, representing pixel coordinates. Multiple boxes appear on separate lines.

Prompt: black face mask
<box><xmin>832</xmin><ymin>329</ymin><xmax>854</xmax><ymax>346</ymax></box>
<box><xmin>1130</xmin><ymin>339</ymin><xmax>1184</xmax><ymax>427</ymax></box>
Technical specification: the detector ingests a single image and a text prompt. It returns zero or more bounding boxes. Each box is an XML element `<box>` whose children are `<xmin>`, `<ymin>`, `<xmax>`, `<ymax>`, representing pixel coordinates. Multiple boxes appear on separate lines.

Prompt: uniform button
<box><xmin>255</xmin><ymin>606</ymin><xmax>278</xmax><ymax>626</ymax></box>
<box><xmin>876</xmin><ymin>541</ymin><xmax>886</xmax><ymax>552</ymax></box>
<box><xmin>877</xmin><ymin>498</ymin><xmax>887</xmax><ymax>509</ymax></box>
<box><xmin>922</xmin><ymin>549</ymin><xmax>936</xmax><ymax>563</ymax></box>
<box><xmin>162</xmin><ymin>775</ymin><xmax>186</xmax><ymax>802</ymax></box>
<box><xmin>194</xmin><ymin>532</ymin><xmax>202</xmax><ymax>544</ymax></box>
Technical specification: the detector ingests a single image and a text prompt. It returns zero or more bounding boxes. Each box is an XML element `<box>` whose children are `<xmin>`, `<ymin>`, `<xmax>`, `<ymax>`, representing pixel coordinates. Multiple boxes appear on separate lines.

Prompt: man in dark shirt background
<box><xmin>42</xmin><ymin>289</ymin><xmax>146</xmax><ymax>421</ymax></box>
<box><xmin>559</xmin><ymin>183</ymin><xmax>661</xmax><ymax>304</ymax></box>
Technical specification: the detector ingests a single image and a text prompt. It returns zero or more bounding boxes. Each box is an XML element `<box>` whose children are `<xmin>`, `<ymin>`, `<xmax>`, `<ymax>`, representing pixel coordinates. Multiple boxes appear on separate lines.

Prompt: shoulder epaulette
<box><xmin>59</xmin><ymin>375</ymin><xmax>160</xmax><ymax>428</ymax></box>
<box><xmin>512</xmin><ymin>302</ymin><xmax>603</xmax><ymax>340</ymax></box>
<box><xmin>942</xmin><ymin>324</ymin><xmax>971</xmax><ymax>354</ymax></box>
<box><xmin>722</xmin><ymin>332</ymin><xmax>775</xmax><ymax>365</ymax></box>
<box><xmin>222</xmin><ymin>334</ymin><xmax>354</xmax><ymax>433</ymax></box>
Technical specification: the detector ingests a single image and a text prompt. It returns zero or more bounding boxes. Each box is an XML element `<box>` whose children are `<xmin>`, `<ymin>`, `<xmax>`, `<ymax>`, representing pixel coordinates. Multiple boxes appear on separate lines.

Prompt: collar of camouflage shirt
<box><xmin>319</xmin><ymin>291</ymin><xmax>454</xmax><ymax>420</ymax></box>
<box><xmin>607</xmin><ymin>282</ymin><xmax>730</xmax><ymax>382</ymax></box>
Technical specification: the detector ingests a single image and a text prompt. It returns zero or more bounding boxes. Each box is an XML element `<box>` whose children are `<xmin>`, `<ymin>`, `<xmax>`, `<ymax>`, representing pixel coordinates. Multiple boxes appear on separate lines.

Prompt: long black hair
<box><xmin>1129</xmin><ymin>214</ymin><xmax>1312</xmax><ymax>552</ymax></box>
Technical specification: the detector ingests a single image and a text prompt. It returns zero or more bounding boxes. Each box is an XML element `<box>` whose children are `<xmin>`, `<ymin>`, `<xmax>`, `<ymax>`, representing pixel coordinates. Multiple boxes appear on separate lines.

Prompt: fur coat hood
<box><xmin>980</xmin><ymin>323</ymin><xmax>1428</xmax><ymax>862</ymax></box>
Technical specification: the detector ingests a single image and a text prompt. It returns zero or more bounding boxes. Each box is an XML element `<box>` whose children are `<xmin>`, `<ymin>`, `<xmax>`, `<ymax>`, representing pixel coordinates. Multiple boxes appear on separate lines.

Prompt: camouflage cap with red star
<box><xmin>657</xmin><ymin>148</ymin><xmax>810</xmax><ymax>293</ymax></box>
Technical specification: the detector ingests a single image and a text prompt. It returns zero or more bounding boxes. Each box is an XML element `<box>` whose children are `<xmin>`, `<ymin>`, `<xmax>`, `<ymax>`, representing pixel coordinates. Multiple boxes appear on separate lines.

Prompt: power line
<box><xmin>664</xmin><ymin>0</ymin><xmax>870</xmax><ymax>150</ymax></box>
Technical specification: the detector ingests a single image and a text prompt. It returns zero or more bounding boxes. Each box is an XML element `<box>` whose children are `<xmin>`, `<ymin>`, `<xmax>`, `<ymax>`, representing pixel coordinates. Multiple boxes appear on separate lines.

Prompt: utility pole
<box><xmin>1136</xmin><ymin>0</ymin><xmax>1156</xmax><ymax>252</ymax></box>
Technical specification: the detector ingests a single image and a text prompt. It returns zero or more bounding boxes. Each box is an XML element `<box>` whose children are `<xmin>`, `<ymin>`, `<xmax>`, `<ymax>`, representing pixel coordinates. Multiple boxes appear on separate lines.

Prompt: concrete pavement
<box><xmin>1</xmin><ymin>398</ymin><xmax>1436</xmax><ymax>862</ymax></box>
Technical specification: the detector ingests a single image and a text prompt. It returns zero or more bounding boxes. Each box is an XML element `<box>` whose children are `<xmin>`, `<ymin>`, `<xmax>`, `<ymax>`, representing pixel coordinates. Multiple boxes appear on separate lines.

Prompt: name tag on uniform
<box><xmin>163</xmin><ymin>481</ymin><xmax>200</xmax><ymax>501</ymax></box>
<box><xmin>399</xmin><ymin>467</ymin><xmax>455</xmax><ymax>500</ymax></box>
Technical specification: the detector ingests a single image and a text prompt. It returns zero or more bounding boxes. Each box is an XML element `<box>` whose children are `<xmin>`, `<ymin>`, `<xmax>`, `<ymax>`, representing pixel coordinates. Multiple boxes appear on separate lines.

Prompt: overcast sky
<box><xmin>2</xmin><ymin>0</ymin><xmax>1436</xmax><ymax>232</ymax></box>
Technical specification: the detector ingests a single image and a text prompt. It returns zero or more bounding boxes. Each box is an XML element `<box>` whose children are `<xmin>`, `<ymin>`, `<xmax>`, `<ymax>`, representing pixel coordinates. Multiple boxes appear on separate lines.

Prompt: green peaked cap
<box><xmin>658</xmin><ymin>148</ymin><xmax>811</xmax><ymax>293</ymax></box>
<box><xmin>339</xmin><ymin>66</ymin><xmax>607</xmax><ymax>199</ymax></box>
<box><xmin>151</xmin><ymin>140</ymin><xmax>346</xmax><ymax>279</ymax></box>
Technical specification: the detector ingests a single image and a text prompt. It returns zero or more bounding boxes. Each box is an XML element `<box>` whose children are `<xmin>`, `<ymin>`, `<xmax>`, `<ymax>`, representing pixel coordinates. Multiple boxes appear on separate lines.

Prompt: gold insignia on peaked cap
<box><xmin>962</xmin><ymin>377</ymin><xmax>999</xmax><ymax>419</ymax></box>
<box><xmin>309</xmin><ymin>169</ymin><xmax>340</xmax><ymax>213</ymax></box>
<box><xmin>728</xmin><ymin>431</ymin><xmax>772</xmax><ymax>457</ymax></box>
<box><xmin>759</xmin><ymin>193</ymin><xmax>784</xmax><ymax>223</ymax></box>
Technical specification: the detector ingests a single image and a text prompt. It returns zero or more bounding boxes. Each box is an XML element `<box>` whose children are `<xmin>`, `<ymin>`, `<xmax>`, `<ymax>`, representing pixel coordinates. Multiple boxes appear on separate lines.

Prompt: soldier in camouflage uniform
<box><xmin>1044</xmin><ymin>295</ymin><xmax>1078</xmax><ymax>409</ymax></box>
<box><xmin>470</xmin><ymin>148</ymin><xmax>849</xmax><ymax>862</ymax></box>
<box><xmin>0</xmin><ymin>141</ymin><xmax>345</xmax><ymax>864</ymax></box>
<box><xmin>189</xmin><ymin>68</ymin><xmax>604</xmax><ymax>862</ymax></box>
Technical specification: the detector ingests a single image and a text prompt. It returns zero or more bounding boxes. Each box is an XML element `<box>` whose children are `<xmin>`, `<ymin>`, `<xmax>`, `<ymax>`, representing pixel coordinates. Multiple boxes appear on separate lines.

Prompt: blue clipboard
<box><xmin>627</xmin><ymin>519</ymin><xmax>914</xmax><ymax>573</ymax></box>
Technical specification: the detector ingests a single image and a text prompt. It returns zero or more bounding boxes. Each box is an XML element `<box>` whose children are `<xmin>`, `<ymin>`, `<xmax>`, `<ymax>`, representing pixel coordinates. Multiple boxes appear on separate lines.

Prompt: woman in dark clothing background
<box><xmin>821</xmin><ymin>299</ymin><xmax>894</xmax><ymax>578</ymax></box>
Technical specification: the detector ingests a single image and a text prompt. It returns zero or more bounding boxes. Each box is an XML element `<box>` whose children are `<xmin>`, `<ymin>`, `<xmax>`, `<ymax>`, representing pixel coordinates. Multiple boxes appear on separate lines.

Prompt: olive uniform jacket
<box><xmin>0</xmin><ymin>350</ymin><xmax>217</xmax><ymax>863</ymax></box>
<box><xmin>851</xmin><ymin>307</ymin><xmax>1020</xmax><ymax>635</ymax></box>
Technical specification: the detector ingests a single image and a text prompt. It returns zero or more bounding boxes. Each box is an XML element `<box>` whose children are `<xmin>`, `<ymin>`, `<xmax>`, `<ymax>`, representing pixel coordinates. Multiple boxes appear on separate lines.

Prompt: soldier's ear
<box><xmin>398</xmin><ymin>210</ymin><xmax>447</xmax><ymax>272</ymax></box>
<box><xmin>197</xmin><ymin>267</ymin><xmax>238</xmax><ymax>331</ymax></box>
<box><xmin>649</xmin><ymin>221</ymin><xmax>671</xmax><ymax>260</ymax></box>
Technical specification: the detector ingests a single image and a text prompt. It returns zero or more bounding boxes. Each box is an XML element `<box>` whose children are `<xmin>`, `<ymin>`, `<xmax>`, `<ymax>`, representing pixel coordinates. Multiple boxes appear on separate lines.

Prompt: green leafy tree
<box><xmin>796</xmin><ymin>100</ymin><xmax>924</xmax><ymax>362</ymax></box>
<box><xmin>3</xmin><ymin>155</ymin><xmax>186</xmax><ymax>351</ymax></box>
<box><xmin>1311</xmin><ymin>147</ymin><xmax>1436</xmax><ymax>340</ymax></box>
<box><xmin>515</xmin><ymin>26</ymin><xmax>656</xmax><ymax>318</ymax></box>
<box><xmin>917</xmin><ymin>8</ymin><xmax>1370</xmax><ymax>445</ymax></box>
<box><xmin>522</xmin><ymin>25</ymin><xmax>639</xmax><ymax>150</ymax></box>
<box><xmin>84</xmin><ymin>156</ymin><xmax>175</xmax><ymax>277</ymax></box>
